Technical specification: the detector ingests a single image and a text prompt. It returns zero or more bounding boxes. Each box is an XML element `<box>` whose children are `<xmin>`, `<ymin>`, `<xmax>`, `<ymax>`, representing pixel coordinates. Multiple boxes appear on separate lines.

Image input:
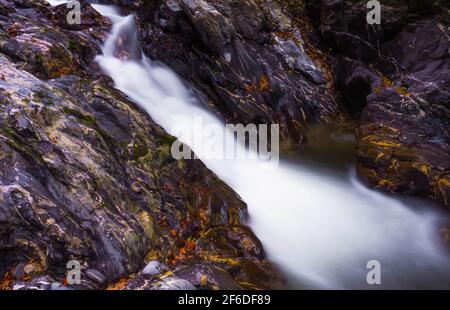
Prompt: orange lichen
<box><xmin>377</xmin><ymin>179</ymin><xmax>396</xmax><ymax>191</ymax></box>
<box><xmin>414</xmin><ymin>163</ymin><xmax>431</xmax><ymax>176</ymax></box>
<box><xmin>371</xmin><ymin>140</ymin><xmax>401</xmax><ymax>148</ymax></box>
<box><xmin>375</xmin><ymin>152</ymin><xmax>385</xmax><ymax>162</ymax></box>
<box><xmin>396</xmin><ymin>86</ymin><xmax>411</xmax><ymax>97</ymax></box>
<box><xmin>259</xmin><ymin>75</ymin><xmax>270</xmax><ymax>92</ymax></box>
<box><xmin>200</xmin><ymin>275</ymin><xmax>208</xmax><ymax>286</ymax></box>
<box><xmin>373</xmin><ymin>76</ymin><xmax>411</xmax><ymax>97</ymax></box>
<box><xmin>374</xmin><ymin>77</ymin><xmax>394</xmax><ymax>94</ymax></box>
<box><xmin>245</xmin><ymin>75</ymin><xmax>271</xmax><ymax>92</ymax></box>
<box><xmin>201</xmin><ymin>255</ymin><xmax>240</xmax><ymax>266</ymax></box>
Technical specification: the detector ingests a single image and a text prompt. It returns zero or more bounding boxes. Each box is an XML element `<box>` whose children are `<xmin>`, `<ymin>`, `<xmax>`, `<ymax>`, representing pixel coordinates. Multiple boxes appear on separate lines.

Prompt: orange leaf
<box><xmin>186</xmin><ymin>240</ymin><xmax>196</xmax><ymax>250</ymax></box>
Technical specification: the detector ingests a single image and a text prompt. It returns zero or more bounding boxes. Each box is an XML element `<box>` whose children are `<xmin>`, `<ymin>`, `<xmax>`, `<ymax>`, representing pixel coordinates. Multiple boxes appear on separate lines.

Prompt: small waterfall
<box><xmin>92</xmin><ymin>5</ymin><xmax>450</xmax><ymax>289</ymax></box>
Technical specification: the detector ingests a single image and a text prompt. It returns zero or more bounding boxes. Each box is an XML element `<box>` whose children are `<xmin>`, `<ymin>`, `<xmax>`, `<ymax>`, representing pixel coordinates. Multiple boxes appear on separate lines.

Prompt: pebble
<box><xmin>84</xmin><ymin>269</ymin><xmax>106</xmax><ymax>285</ymax></box>
<box><xmin>163</xmin><ymin>277</ymin><xmax>196</xmax><ymax>290</ymax></box>
<box><xmin>142</xmin><ymin>261</ymin><xmax>169</xmax><ymax>276</ymax></box>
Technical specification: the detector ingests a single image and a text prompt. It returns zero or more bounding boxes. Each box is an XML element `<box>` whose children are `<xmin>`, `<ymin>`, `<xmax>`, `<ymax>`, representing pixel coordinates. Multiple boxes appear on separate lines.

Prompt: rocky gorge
<box><xmin>0</xmin><ymin>0</ymin><xmax>449</xmax><ymax>290</ymax></box>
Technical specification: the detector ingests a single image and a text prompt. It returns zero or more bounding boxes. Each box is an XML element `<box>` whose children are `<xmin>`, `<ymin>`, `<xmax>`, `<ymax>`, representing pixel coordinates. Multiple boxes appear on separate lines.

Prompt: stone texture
<box><xmin>112</xmin><ymin>0</ymin><xmax>346</xmax><ymax>146</ymax></box>
<box><xmin>0</xmin><ymin>0</ymin><xmax>284</xmax><ymax>290</ymax></box>
<box><xmin>302</xmin><ymin>0</ymin><xmax>450</xmax><ymax>206</ymax></box>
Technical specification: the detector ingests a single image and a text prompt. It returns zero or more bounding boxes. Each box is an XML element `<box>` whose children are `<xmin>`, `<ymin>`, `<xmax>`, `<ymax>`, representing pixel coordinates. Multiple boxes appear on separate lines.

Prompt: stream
<box><xmin>51</xmin><ymin>2</ymin><xmax>450</xmax><ymax>289</ymax></box>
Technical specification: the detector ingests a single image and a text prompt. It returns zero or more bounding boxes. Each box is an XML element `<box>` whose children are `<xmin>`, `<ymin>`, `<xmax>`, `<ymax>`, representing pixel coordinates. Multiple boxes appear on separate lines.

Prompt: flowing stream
<box><xmin>62</xmin><ymin>3</ymin><xmax>450</xmax><ymax>289</ymax></box>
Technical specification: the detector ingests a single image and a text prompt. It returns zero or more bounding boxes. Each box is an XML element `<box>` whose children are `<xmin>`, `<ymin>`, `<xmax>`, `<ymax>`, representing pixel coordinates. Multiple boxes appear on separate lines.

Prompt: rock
<box><xmin>50</xmin><ymin>282</ymin><xmax>73</xmax><ymax>290</ymax></box>
<box><xmin>162</xmin><ymin>277</ymin><xmax>196</xmax><ymax>290</ymax></box>
<box><xmin>174</xmin><ymin>262</ymin><xmax>242</xmax><ymax>289</ymax></box>
<box><xmin>84</xmin><ymin>269</ymin><xmax>107</xmax><ymax>285</ymax></box>
<box><xmin>142</xmin><ymin>261</ymin><xmax>169</xmax><ymax>276</ymax></box>
<box><xmin>233</xmin><ymin>258</ymin><xmax>285</xmax><ymax>290</ymax></box>
<box><xmin>12</xmin><ymin>263</ymin><xmax>26</xmax><ymax>280</ymax></box>
<box><xmin>302</xmin><ymin>0</ymin><xmax>450</xmax><ymax>206</ymax></box>
<box><xmin>23</xmin><ymin>263</ymin><xmax>43</xmax><ymax>277</ymax></box>
<box><xmin>195</xmin><ymin>226</ymin><xmax>264</xmax><ymax>258</ymax></box>
<box><xmin>273</xmin><ymin>36</ymin><xmax>326</xmax><ymax>84</ymax></box>
<box><xmin>181</xmin><ymin>0</ymin><xmax>236</xmax><ymax>54</ymax></box>
<box><xmin>333</xmin><ymin>58</ymin><xmax>381</xmax><ymax>114</ymax></box>
<box><xmin>12</xmin><ymin>276</ymin><xmax>54</xmax><ymax>290</ymax></box>
<box><xmin>124</xmin><ymin>272</ymin><xmax>197</xmax><ymax>290</ymax></box>
<box><xmin>355</xmin><ymin>21</ymin><xmax>450</xmax><ymax>206</ymax></box>
<box><xmin>0</xmin><ymin>0</ymin><xmax>284</xmax><ymax>290</ymax></box>
<box><xmin>123</xmin><ymin>0</ymin><xmax>344</xmax><ymax>145</ymax></box>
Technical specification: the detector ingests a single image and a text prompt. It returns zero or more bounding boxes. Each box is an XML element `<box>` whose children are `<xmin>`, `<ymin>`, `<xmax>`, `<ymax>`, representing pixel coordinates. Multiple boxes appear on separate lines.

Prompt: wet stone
<box><xmin>84</xmin><ymin>269</ymin><xmax>107</xmax><ymax>285</ymax></box>
<box><xmin>142</xmin><ymin>261</ymin><xmax>169</xmax><ymax>276</ymax></box>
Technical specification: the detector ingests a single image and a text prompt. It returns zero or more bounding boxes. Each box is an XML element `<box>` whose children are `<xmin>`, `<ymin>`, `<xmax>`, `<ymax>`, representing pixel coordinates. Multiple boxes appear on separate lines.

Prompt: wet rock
<box><xmin>195</xmin><ymin>226</ymin><xmax>264</xmax><ymax>258</ymax></box>
<box><xmin>12</xmin><ymin>275</ymin><xmax>54</xmax><ymax>290</ymax></box>
<box><xmin>333</xmin><ymin>58</ymin><xmax>381</xmax><ymax>114</ymax></box>
<box><xmin>0</xmin><ymin>0</ymin><xmax>284</xmax><ymax>290</ymax></box>
<box><xmin>181</xmin><ymin>0</ymin><xmax>236</xmax><ymax>54</ymax></box>
<box><xmin>124</xmin><ymin>272</ymin><xmax>197</xmax><ymax>290</ymax></box>
<box><xmin>174</xmin><ymin>262</ymin><xmax>242</xmax><ymax>289</ymax></box>
<box><xmin>50</xmin><ymin>282</ymin><xmax>73</xmax><ymax>290</ymax></box>
<box><xmin>0</xmin><ymin>0</ymin><xmax>107</xmax><ymax>80</ymax></box>
<box><xmin>142</xmin><ymin>261</ymin><xmax>169</xmax><ymax>276</ymax></box>
<box><xmin>303</xmin><ymin>0</ymin><xmax>450</xmax><ymax>206</ymax></box>
<box><xmin>233</xmin><ymin>258</ymin><xmax>285</xmax><ymax>290</ymax></box>
<box><xmin>23</xmin><ymin>263</ymin><xmax>43</xmax><ymax>278</ymax></box>
<box><xmin>162</xmin><ymin>277</ymin><xmax>196</xmax><ymax>290</ymax></box>
<box><xmin>12</xmin><ymin>263</ymin><xmax>26</xmax><ymax>280</ymax></box>
<box><xmin>120</xmin><ymin>0</ymin><xmax>344</xmax><ymax>145</ymax></box>
<box><xmin>84</xmin><ymin>269</ymin><xmax>107</xmax><ymax>285</ymax></box>
<box><xmin>43</xmin><ymin>0</ymin><xmax>110</xmax><ymax>31</ymax></box>
<box><xmin>274</xmin><ymin>36</ymin><xmax>326</xmax><ymax>84</ymax></box>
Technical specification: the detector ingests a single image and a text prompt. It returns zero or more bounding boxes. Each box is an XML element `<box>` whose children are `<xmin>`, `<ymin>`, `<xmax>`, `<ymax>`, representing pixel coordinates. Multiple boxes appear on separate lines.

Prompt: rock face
<box><xmin>0</xmin><ymin>0</ymin><xmax>284</xmax><ymax>290</ymax></box>
<box><xmin>302</xmin><ymin>0</ymin><xmax>450</xmax><ymax>206</ymax></box>
<box><xmin>113</xmin><ymin>0</ymin><xmax>345</xmax><ymax>146</ymax></box>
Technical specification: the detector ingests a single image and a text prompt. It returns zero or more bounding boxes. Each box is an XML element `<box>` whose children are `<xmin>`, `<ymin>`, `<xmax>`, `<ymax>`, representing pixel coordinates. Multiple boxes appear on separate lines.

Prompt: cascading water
<box><xmin>46</xmin><ymin>0</ymin><xmax>69</xmax><ymax>5</ymax></box>
<box><xmin>91</xmin><ymin>4</ymin><xmax>450</xmax><ymax>289</ymax></box>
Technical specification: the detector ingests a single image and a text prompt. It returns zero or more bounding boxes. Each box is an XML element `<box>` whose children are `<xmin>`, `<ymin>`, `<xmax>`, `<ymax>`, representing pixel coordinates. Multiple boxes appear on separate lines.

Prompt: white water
<box><xmin>46</xmin><ymin>0</ymin><xmax>69</xmax><ymax>6</ymax></box>
<box><xmin>92</xmin><ymin>5</ymin><xmax>450</xmax><ymax>289</ymax></box>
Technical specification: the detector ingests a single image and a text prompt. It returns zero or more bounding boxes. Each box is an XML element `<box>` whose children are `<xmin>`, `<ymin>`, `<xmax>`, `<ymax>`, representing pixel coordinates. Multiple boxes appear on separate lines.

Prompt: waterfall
<box><xmin>92</xmin><ymin>5</ymin><xmax>450</xmax><ymax>289</ymax></box>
